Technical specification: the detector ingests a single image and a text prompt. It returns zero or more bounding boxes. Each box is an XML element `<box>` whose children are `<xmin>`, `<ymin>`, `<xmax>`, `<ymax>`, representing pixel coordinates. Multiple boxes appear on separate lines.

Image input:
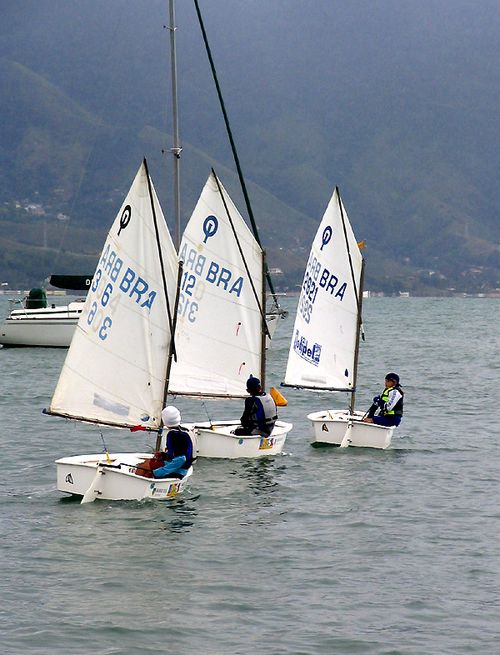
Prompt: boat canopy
<box><xmin>49</xmin><ymin>275</ymin><xmax>93</xmax><ymax>291</ymax></box>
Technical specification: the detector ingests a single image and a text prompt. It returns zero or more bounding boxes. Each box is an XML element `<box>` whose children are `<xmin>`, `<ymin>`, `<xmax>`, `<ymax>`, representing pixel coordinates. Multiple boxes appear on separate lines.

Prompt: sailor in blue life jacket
<box><xmin>362</xmin><ymin>372</ymin><xmax>404</xmax><ymax>427</ymax></box>
<box><xmin>152</xmin><ymin>406</ymin><xmax>195</xmax><ymax>479</ymax></box>
<box><xmin>234</xmin><ymin>375</ymin><xmax>278</xmax><ymax>437</ymax></box>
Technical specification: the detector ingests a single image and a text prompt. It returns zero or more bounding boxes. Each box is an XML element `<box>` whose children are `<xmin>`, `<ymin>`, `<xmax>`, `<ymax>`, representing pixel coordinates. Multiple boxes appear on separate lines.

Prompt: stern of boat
<box><xmin>184</xmin><ymin>420</ymin><xmax>293</xmax><ymax>459</ymax></box>
<box><xmin>307</xmin><ymin>410</ymin><xmax>393</xmax><ymax>449</ymax></box>
<box><xmin>55</xmin><ymin>453</ymin><xmax>191</xmax><ymax>501</ymax></box>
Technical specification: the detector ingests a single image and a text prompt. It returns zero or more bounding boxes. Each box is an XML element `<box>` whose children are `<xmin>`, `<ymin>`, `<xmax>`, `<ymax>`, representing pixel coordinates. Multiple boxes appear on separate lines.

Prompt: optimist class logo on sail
<box><xmin>177</xmin><ymin>218</ymin><xmax>245</xmax><ymax>324</ymax></box>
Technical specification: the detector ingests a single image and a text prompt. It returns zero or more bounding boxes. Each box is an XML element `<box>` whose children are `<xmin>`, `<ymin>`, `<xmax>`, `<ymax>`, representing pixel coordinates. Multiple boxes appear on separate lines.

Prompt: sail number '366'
<box><xmin>85</xmin><ymin>243</ymin><xmax>158</xmax><ymax>341</ymax></box>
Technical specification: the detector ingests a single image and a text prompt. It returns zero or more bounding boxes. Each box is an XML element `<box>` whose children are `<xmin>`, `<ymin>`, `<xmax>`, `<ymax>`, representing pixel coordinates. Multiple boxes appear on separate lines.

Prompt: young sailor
<box><xmin>152</xmin><ymin>406</ymin><xmax>195</xmax><ymax>479</ymax></box>
<box><xmin>234</xmin><ymin>375</ymin><xmax>278</xmax><ymax>436</ymax></box>
<box><xmin>362</xmin><ymin>372</ymin><xmax>404</xmax><ymax>427</ymax></box>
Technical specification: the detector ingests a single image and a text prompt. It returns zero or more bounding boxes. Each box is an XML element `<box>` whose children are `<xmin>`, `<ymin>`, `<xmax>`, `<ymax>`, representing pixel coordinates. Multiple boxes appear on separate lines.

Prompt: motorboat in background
<box><xmin>0</xmin><ymin>275</ymin><xmax>92</xmax><ymax>348</ymax></box>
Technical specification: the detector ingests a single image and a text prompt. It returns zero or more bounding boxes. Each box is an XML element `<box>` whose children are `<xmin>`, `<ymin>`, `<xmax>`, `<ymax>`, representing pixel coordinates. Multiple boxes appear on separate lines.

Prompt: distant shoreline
<box><xmin>0</xmin><ymin>289</ymin><xmax>498</xmax><ymax>299</ymax></box>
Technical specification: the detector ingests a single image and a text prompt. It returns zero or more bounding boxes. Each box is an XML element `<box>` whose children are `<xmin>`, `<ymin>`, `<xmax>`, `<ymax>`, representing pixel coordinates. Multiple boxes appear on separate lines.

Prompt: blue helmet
<box><xmin>246</xmin><ymin>375</ymin><xmax>261</xmax><ymax>392</ymax></box>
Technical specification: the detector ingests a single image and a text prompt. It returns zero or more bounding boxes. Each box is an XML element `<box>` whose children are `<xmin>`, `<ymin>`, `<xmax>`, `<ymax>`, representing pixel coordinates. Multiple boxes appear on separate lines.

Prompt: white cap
<box><xmin>161</xmin><ymin>405</ymin><xmax>181</xmax><ymax>428</ymax></box>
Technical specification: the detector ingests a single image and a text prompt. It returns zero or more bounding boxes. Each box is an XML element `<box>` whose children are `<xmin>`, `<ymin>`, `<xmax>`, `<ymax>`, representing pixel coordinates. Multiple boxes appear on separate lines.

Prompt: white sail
<box><xmin>49</xmin><ymin>162</ymin><xmax>178</xmax><ymax>428</ymax></box>
<box><xmin>168</xmin><ymin>171</ymin><xmax>264</xmax><ymax>398</ymax></box>
<box><xmin>283</xmin><ymin>187</ymin><xmax>363</xmax><ymax>391</ymax></box>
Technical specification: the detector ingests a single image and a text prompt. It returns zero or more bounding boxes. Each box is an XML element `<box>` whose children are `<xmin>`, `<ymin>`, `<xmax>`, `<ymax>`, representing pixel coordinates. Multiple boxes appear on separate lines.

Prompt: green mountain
<box><xmin>0</xmin><ymin>0</ymin><xmax>498</xmax><ymax>294</ymax></box>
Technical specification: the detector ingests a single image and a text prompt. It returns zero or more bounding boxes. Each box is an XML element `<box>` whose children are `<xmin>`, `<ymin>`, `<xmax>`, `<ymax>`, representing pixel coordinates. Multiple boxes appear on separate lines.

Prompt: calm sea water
<box><xmin>0</xmin><ymin>296</ymin><xmax>498</xmax><ymax>655</ymax></box>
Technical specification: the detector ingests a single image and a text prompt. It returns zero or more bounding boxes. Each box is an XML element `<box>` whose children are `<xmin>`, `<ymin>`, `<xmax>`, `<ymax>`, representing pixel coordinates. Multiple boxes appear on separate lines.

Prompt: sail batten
<box><xmin>283</xmin><ymin>187</ymin><xmax>363</xmax><ymax>391</ymax></box>
<box><xmin>48</xmin><ymin>162</ymin><xmax>178</xmax><ymax>430</ymax></box>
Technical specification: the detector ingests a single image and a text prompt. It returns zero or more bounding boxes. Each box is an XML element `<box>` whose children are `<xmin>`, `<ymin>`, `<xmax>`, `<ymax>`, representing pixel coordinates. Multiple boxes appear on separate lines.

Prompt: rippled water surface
<box><xmin>0</xmin><ymin>296</ymin><xmax>498</xmax><ymax>655</ymax></box>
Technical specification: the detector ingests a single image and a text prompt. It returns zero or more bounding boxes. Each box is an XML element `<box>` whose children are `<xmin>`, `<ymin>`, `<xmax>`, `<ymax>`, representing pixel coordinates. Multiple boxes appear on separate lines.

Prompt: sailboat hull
<box><xmin>56</xmin><ymin>453</ymin><xmax>192</xmax><ymax>501</ymax></box>
<box><xmin>307</xmin><ymin>410</ymin><xmax>394</xmax><ymax>449</ymax></box>
<box><xmin>0</xmin><ymin>302</ymin><xmax>83</xmax><ymax>347</ymax></box>
<box><xmin>265</xmin><ymin>311</ymin><xmax>285</xmax><ymax>347</ymax></box>
<box><xmin>184</xmin><ymin>420</ymin><xmax>293</xmax><ymax>459</ymax></box>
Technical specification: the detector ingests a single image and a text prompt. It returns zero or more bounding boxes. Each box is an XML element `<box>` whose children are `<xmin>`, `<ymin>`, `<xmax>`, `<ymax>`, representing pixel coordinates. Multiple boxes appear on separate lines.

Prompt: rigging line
<box><xmin>100</xmin><ymin>432</ymin><xmax>112</xmax><ymax>464</ymax></box>
<box><xmin>260</xmin><ymin>249</ymin><xmax>267</xmax><ymax>387</ymax></box>
<box><xmin>193</xmin><ymin>0</ymin><xmax>281</xmax><ymax>313</ymax></box>
<box><xmin>211</xmin><ymin>169</ymin><xmax>270</xmax><ymax>340</ymax></box>
<box><xmin>162</xmin><ymin>260</ymin><xmax>183</xmax><ymax>409</ymax></box>
<box><xmin>142</xmin><ymin>158</ymin><xmax>176</xmax><ymax>359</ymax></box>
<box><xmin>350</xmin><ymin>259</ymin><xmax>365</xmax><ymax>413</ymax></box>
<box><xmin>201</xmin><ymin>402</ymin><xmax>213</xmax><ymax>428</ymax></box>
<box><xmin>336</xmin><ymin>187</ymin><xmax>365</xmax><ymax>341</ymax></box>
<box><xmin>337</xmin><ymin>186</ymin><xmax>365</xmax><ymax>413</ymax></box>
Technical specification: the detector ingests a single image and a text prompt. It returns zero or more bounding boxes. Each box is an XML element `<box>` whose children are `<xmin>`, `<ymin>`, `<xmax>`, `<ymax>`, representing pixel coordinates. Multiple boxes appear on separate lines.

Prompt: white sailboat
<box><xmin>168</xmin><ymin>170</ymin><xmax>293</xmax><ymax>458</ymax></box>
<box><xmin>282</xmin><ymin>187</ymin><xmax>395</xmax><ymax>449</ymax></box>
<box><xmin>0</xmin><ymin>299</ymin><xmax>83</xmax><ymax>348</ymax></box>
<box><xmin>45</xmin><ymin>160</ymin><xmax>193</xmax><ymax>501</ymax></box>
<box><xmin>0</xmin><ymin>276</ymin><xmax>91</xmax><ymax>348</ymax></box>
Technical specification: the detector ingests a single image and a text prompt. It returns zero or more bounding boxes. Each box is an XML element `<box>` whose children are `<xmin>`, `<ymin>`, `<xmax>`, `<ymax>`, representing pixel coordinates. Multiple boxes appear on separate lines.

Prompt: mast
<box><xmin>336</xmin><ymin>186</ymin><xmax>364</xmax><ymax>413</ymax></box>
<box><xmin>145</xmin><ymin>154</ymin><xmax>179</xmax><ymax>451</ymax></box>
<box><xmin>260</xmin><ymin>250</ymin><xmax>267</xmax><ymax>388</ymax></box>
<box><xmin>350</xmin><ymin>259</ymin><xmax>365</xmax><ymax>413</ymax></box>
<box><xmin>143</xmin><ymin>157</ymin><xmax>175</xmax><ymax>339</ymax></box>
<box><xmin>156</xmin><ymin>260</ymin><xmax>184</xmax><ymax>451</ymax></box>
<box><xmin>168</xmin><ymin>0</ymin><xmax>182</xmax><ymax>248</ymax></box>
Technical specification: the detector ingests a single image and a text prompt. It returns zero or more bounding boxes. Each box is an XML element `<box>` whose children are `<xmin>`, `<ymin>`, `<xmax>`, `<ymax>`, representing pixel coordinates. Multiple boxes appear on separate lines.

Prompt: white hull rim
<box><xmin>184</xmin><ymin>420</ymin><xmax>293</xmax><ymax>459</ymax></box>
<box><xmin>307</xmin><ymin>410</ymin><xmax>394</xmax><ymax>449</ymax></box>
<box><xmin>56</xmin><ymin>452</ymin><xmax>192</xmax><ymax>501</ymax></box>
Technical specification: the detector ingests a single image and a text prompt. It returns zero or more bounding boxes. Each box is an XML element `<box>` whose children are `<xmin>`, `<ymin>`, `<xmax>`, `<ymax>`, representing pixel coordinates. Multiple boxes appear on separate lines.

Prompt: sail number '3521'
<box><xmin>298</xmin><ymin>253</ymin><xmax>348</xmax><ymax>323</ymax></box>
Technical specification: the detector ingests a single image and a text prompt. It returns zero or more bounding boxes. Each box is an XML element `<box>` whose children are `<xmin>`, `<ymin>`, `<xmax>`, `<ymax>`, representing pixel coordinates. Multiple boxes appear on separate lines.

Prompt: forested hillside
<box><xmin>0</xmin><ymin>0</ymin><xmax>498</xmax><ymax>294</ymax></box>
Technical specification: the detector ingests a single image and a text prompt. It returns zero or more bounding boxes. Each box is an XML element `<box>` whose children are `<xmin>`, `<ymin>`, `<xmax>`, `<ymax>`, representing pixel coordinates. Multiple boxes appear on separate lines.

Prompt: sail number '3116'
<box><xmin>178</xmin><ymin>243</ymin><xmax>246</xmax><ymax>324</ymax></box>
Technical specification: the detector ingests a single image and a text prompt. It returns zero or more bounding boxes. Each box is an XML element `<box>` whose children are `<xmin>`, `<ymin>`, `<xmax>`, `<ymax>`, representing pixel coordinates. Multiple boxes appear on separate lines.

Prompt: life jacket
<box><xmin>252</xmin><ymin>393</ymin><xmax>278</xmax><ymax>435</ymax></box>
<box><xmin>166</xmin><ymin>427</ymin><xmax>194</xmax><ymax>469</ymax></box>
<box><xmin>381</xmin><ymin>385</ymin><xmax>404</xmax><ymax>416</ymax></box>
